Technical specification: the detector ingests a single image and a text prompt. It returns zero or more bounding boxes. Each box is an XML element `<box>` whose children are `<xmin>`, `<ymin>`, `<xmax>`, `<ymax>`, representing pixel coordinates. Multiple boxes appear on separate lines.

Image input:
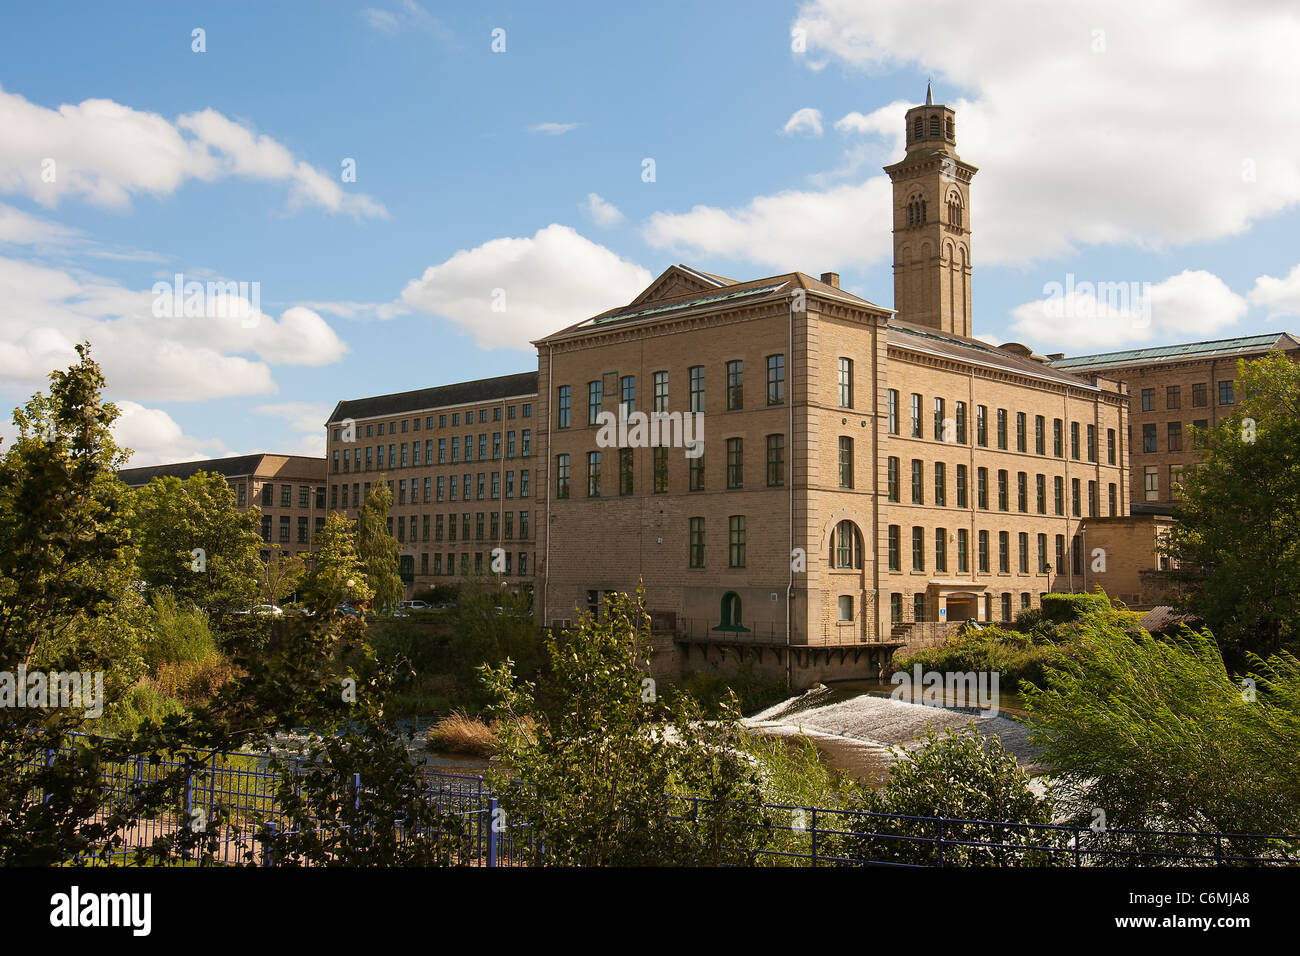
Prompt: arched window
<box><xmin>945</xmin><ymin>117</ymin><xmax>954</xmax><ymax>140</ymax></box>
<box><xmin>715</xmin><ymin>591</ymin><xmax>746</xmax><ymax>631</ymax></box>
<box><xmin>928</xmin><ymin>115</ymin><xmax>940</xmax><ymax>137</ymax></box>
<box><xmin>920</xmin><ymin>200</ymin><xmax>928</xmax><ymax>224</ymax></box>
<box><xmin>831</xmin><ymin>519</ymin><xmax>863</xmax><ymax>569</ymax></box>
<box><xmin>913</xmin><ymin>116</ymin><xmax>924</xmax><ymax>140</ymax></box>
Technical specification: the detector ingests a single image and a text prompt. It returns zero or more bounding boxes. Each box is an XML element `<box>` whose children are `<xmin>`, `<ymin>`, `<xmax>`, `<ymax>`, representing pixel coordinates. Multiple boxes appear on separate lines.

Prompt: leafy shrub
<box><xmin>843</xmin><ymin>728</ymin><xmax>1055</xmax><ymax>866</ymax></box>
<box><xmin>1039</xmin><ymin>592</ymin><xmax>1112</xmax><ymax>623</ymax></box>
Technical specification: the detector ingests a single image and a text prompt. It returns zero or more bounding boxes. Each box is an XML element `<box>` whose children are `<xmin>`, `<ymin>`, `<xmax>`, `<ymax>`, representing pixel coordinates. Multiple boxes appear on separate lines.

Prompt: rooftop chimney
<box><xmin>820</xmin><ymin>272</ymin><xmax>840</xmax><ymax>289</ymax></box>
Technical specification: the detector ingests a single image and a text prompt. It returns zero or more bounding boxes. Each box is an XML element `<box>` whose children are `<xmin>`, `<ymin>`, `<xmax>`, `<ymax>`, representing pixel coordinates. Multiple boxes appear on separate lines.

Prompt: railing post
<box><xmin>937</xmin><ymin>817</ymin><xmax>945</xmax><ymax>867</ymax></box>
<box><xmin>263</xmin><ymin>820</ymin><xmax>277</xmax><ymax>867</ymax></box>
<box><xmin>810</xmin><ymin>807</ymin><xmax>818</xmax><ymax>867</ymax></box>
<box><xmin>1215</xmin><ymin>832</ymin><xmax>1224</xmax><ymax>867</ymax></box>
<box><xmin>487</xmin><ymin>796</ymin><xmax>498</xmax><ymax>868</ymax></box>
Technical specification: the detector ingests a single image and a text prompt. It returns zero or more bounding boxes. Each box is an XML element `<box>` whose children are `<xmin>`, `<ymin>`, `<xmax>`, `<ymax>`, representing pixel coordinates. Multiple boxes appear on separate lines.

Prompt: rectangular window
<box><xmin>554</xmin><ymin>455</ymin><xmax>569</xmax><ymax>499</ymax></box>
<box><xmin>280</xmin><ymin>485</ymin><xmax>291</xmax><ymax>508</ymax></box>
<box><xmin>1088</xmin><ymin>480</ymin><xmax>1098</xmax><ymax>517</ymax></box>
<box><xmin>911</xmin><ymin>393</ymin><xmax>923</xmax><ymax>438</ymax></box>
<box><xmin>1167</xmin><ymin>385</ymin><xmax>1180</xmax><ymax>409</ymax></box>
<box><xmin>689</xmin><ymin>366</ymin><xmax>706</xmax><ymax>412</ymax></box>
<box><xmin>914</xmin><ymin>593</ymin><xmax>926</xmax><ymax>623</ymax></box>
<box><xmin>1035</xmin><ymin>415</ymin><xmax>1046</xmax><ymax>455</ymax></box>
<box><xmin>912</xmin><ymin>526</ymin><xmax>925</xmax><ymax>571</ymax></box>
<box><xmin>766</xmin><ymin>355</ymin><xmax>785</xmax><ymax>406</ymax></box>
<box><xmin>1037</xmin><ymin>533</ymin><xmax>1048</xmax><ymax>573</ymax></box>
<box><xmin>978</xmin><ymin>531</ymin><xmax>989</xmax><ymax>573</ymax></box>
<box><xmin>934</xmin><ymin>397</ymin><xmax>946</xmax><ymax>440</ymax></box>
<box><xmin>726</xmin><ymin>360</ymin><xmax>743</xmax><ymax>410</ymax></box>
<box><xmin>935</xmin><ymin>528</ymin><xmax>948</xmax><ymax>573</ymax></box>
<box><xmin>891</xmin><ymin>593</ymin><xmax>903</xmax><ymax>624</ymax></box>
<box><xmin>557</xmin><ymin>386</ymin><xmax>571</xmax><ymax>429</ymax></box>
<box><xmin>1144</xmin><ymin>465</ymin><xmax>1159</xmax><ymax>502</ymax></box>
<box><xmin>839</xmin><ymin>437</ymin><xmax>853</xmax><ymax>489</ymax></box>
<box><xmin>1036</xmin><ymin>474</ymin><xmax>1046</xmax><ymax>514</ymax></box>
<box><xmin>934</xmin><ymin>461</ymin><xmax>945</xmax><ymax>506</ymax></box>
<box><xmin>977</xmin><ymin>467</ymin><xmax>988</xmax><ymax>510</ymax></box>
<box><xmin>1054</xmin><ymin>476</ymin><xmax>1064</xmax><ymax>515</ymax></box>
<box><xmin>957</xmin><ymin>528</ymin><xmax>969</xmax><ymax>573</ymax></box>
<box><xmin>1142</xmin><ymin>424</ymin><xmax>1157</xmax><ymax>453</ymax></box>
<box><xmin>1018</xmin><ymin>532</ymin><xmax>1029</xmax><ymax>574</ymax></box>
<box><xmin>1016</xmin><ymin>412</ymin><xmax>1027</xmax><ymax>452</ymax></box>
<box><xmin>911</xmin><ymin>460</ymin><xmax>924</xmax><ymax>504</ymax></box>
<box><xmin>728</xmin><ymin>516</ymin><xmax>746</xmax><ymax>568</ymax></box>
<box><xmin>956</xmin><ymin>464</ymin><xmax>967</xmax><ymax>508</ymax></box>
<box><xmin>1109</xmin><ymin>483</ymin><xmax>1118</xmax><ymax>515</ymax></box>
<box><xmin>1170</xmin><ymin>464</ymin><xmax>1185</xmax><ymax>499</ymax></box>
<box><xmin>1017</xmin><ymin>472</ymin><xmax>1028</xmax><ymax>512</ymax></box>
<box><xmin>689</xmin><ymin>517</ymin><xmax>705</xmax><ymax>568</ymax></box>
<box><xmin>956</xmin><ymin>402</ymin><xmax>967</xmax><ymax>444</ymax></box>
<box><xmin>838</xmin><ymin>358</ymin><xmax>853</xmax><ymax>408</ymax></box>
<box><xmin>1107</xmin><ymin>429</ymin><xmax>1116</xmax><ymax>465</ymax></box>
<box><xmin>1192</xmin><ymin>382</ymin><xmax>1208</xmax><ymax>408</ymax></box>
<box><xmin>1053</xmin><ymin>419</ymin><xmax>1063</xmax><ymax>458</ymax></box>
<box><xmin>1142</xmin><ymin>388</ymin><xmax>1155</xmax><ymax>412</ymax></box>
<box><xmin>587</xmin><ymin>452</ymin><xmax>601</xmax><ymax>497</ymax></box>
<box><xmin>726</xmin><ymin>438</ymin><xmax>743</xmax><ymax>489</ymax></box>
<box><xmin>998</xmin><ymin>531</ymin><xmax>1010</xmax><ymax>573</ymax></box>
<box><xmin>621</xmin><ymin>375</ymin><xmax>636</xmax><ymax>415</ymax></box>
<box><xmin>887</xmin><ymin>390</ymin><xmax>899</xmax><ymax>434</ymax></box>
<box><xmin>690</xmin><ymin>453</ymin><xmax>705</xmax><ymax>491</ymax></box>
<box><xmin>1218</xmin><ymin>380</ymin><xmax>1235</xmax><ymax>405</ymax></box>
<box><xmin>997</xmin><ymin>470</ymin><xmax>1009</xmax><ymax>511</ymax></box>
<box><xmin>976</xmin><ymin>405</ymin><xmax>988</xmax><ymax>447</ymax></box>
<box><xmin>1071</xmin><ymin>421</ymin><xmax>1081</xmax><ymax>460</ymax></box>
<box><xmin>654</xmin><ymin>447</ymin><xmax>669</xmax><ymax>493</ymax></box>
<box><xmin>997</xmin><ymin>408</ymin><xmax>1008</xmax><ymax>450</ymax></box>
<box><xmin>766</xmin><ymin>434</ymin><xmax>785</xmax><ymax>487</ymax></box>
<box><xmin>1168</xmin><ymin>421</ymin><xmax>1183</xmax><ymax>452</ymax></box>
<box><xmin>888</xmin><ymin>525</ymin><xmax>900</xmax><ymax>571</ymax></box>
<box><xmin>888</xmin><ymin>457</ymin><xmax>900</xmax><ymax>502</ymax></box>
<box><xmin>653</xmin><ymin>371</ymin><xmax>669</xmax><ymax>412</ymax></box>
<box><xmin>619</xmin><ymin>448</ymin><xmax>634</xmax><ymax>496</ymax></box>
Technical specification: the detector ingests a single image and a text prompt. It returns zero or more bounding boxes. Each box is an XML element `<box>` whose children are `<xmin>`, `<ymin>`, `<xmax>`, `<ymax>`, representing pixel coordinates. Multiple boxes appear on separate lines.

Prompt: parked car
<box><xmin>251</xmin><ymin>604</ymin><xmax>283</xmax><ymax>617</ymax></box>
<box><xmin>399</xmin><ymin>600</ymin><xmax>430</xmax><ymax>610</ymax></box>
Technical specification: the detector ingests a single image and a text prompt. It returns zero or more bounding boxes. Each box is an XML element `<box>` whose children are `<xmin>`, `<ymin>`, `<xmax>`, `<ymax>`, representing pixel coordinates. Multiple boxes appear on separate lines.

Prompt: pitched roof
<box><xmin>118</xmin><ymin>454</ymin><xmax>271</xmax><ymax>486</ymax></box>
<box><xmin>326</xmin><ymin>371</ymin><xmax>538</xmax><ymax>424</ymax></box>
<box><xmin>535</xmin><ymin>267</ymin><xmax>888</xmax><ymax>343</ymax></box>
<box><xmin>888</xmin><ymin>321</ymin><xmax>1101</xmax><ymax>388</ymax></box>
<box><xmin>1051</xmin><ymin>333</ymin><xmax>1299</xmax><ymax>372</ymax></box>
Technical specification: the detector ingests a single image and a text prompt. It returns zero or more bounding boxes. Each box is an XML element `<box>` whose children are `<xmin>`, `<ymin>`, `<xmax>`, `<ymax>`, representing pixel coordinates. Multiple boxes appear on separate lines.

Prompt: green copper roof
<box><xmin>1052</xmin><ymin>334</ymin><xmax>1286</xmax><ymax>370</ymax></box>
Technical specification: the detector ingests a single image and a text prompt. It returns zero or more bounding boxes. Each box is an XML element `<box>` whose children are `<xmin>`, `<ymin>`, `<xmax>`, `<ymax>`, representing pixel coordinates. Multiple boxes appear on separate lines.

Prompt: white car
<box><xmin>251</xmin><ymin>604</ymin><xmax>284</xmax><ymax>617</ymax></box>
<box><xmin>399</xmin><ymin>600</ymin><xmax>430</xmax><ymax>610</ymax></box>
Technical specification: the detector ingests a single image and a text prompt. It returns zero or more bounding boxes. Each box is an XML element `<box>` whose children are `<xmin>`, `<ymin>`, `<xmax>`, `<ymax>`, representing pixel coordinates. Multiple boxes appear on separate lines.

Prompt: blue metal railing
<box><xmin>21</xmin><ymin>737</ymin><xmax>1300</xmax><ymax>867</ymax></box>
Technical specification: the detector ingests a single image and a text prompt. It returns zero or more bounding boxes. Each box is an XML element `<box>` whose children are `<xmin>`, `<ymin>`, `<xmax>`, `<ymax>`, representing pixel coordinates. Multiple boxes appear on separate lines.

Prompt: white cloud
<box><xmin>0</xmin><ymin>85</ymin><xmax>387</xmax><ymax>219</ymax></box>
<box><xmin>398</xmin><ymin>224</ymin><xmax>652</xmax><ymax>347</ymax></box>
<box><xmin>650</xmin><ymin>3</ymin><xmax>1300</xmax><ymax>270</ymax></box>
<box><xmin>1247</xmin><ymin>262</ymin><xmax>1300</xmax><ymax>320</ymax></box>
<box><xmin>782</xmin><ymin>107</ymin><xmax>824</xmax><ymax>137</ymax></box>
<box><xmin>362</xmin><ymin>0</ymin><xmax>454</xmax><ymax>41</ymax></box>
<box><xmin>0</xmin><ymin>256</ymin><xmax>349</xmax><ymax>401</ymax></box>
<box><xmin>642</xmin><ymin>178</ymin><xmax>892</xmax><ymax>274</ymax></box>
<box><xmin>580</xmin><ymin>193</ymin><xmax>624</xmax><ymax>227</ymax></box>
<box><xmin>112</xmin><ymin>401</ymin><xmax>227</xmax><ymax>467</ymax></box>
<box><xmin>0</xmin><ymin>203</ymin><xmax>78</xmax><ymax>245</ymax></box>
<box><xmin>1009</xmin><ymin>269</ymin><xmax>1248</xmax><ymax>351</ymax></box>
<box><xmin>529</xmin><ymin>122</ymin><xmax>580</xmax><ymax>136</ymax></box>
<box><xmin>256</xmin><ymin>401</ymin><xmax>332</xmax><ymax>434</ymax></box>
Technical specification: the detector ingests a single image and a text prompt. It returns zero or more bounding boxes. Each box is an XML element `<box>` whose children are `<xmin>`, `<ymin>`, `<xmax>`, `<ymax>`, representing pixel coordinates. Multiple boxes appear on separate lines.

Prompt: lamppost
<box><xmin>1042</xmin><ymin>562</ymin><xmax>1054</xmax><ymax>600</ymax></box>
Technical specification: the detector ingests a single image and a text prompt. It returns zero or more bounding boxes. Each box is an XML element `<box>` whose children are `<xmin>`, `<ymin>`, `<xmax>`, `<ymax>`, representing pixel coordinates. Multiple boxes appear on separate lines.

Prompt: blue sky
<box><xmin>2</xmin><ymin>0</ymin><xmax>1299</xmax><ymax>465</ymax></box>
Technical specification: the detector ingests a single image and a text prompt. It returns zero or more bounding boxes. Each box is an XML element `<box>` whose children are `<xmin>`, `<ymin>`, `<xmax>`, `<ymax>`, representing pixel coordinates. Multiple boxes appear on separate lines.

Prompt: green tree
<box><xmin>261</xmin><ymin>545</ymin><xmax>305</xmax><ymax>605</ymax></box>
<box><xmin>481</xmin><ymin>590</ymin><xmax>772</xmax><ymax>865</ymax></box>
<box><xmin>132</xmin><ymin>472</ymin><xmax>262</xmax><ymax>614</ymax></box>
<box><xmin>1024</xmin><ymin>621</ymin><xmax>1300</xmax><ymax>843</ymax></box>
<box><xmin>356</xmin><ymin>485</ymin><xmax>401</xmax><ymax>615</ymax></box>
<box><xmin>302</xmin><ymin>511</ymin><xmax>372</xmax><ymax>613</ymax></box>
<box><xmin>1166</xmin><ymin>352</ymin><xmax>1300</xmax><ymax>662</ymax></box>
<box><xmin>845</xmin><ymin>728</ymin><xmax>1055</xmax><ymax>866</ymax></box>
<box><xmin>450</xmin><ymin>575</ymin><xmax>540</xmax><ymax>707</ymax></box>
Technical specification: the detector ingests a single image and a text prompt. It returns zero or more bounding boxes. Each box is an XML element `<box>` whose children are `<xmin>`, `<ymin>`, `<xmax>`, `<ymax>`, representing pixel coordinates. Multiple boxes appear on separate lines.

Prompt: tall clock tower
<box><xmin>883</xmin><ymin>84</ymin><xmax>978</xmax><ymax>338</ymax></box>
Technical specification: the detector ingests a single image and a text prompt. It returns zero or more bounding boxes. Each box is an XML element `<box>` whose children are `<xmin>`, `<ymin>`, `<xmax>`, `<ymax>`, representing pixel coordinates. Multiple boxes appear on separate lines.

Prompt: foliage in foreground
<box><xmin>1024</xmin><ymin>622</ymin><xmax>1300</xmax><ymax>839</ymax></box>
<box><xmin>481</xmin><ymin>590</ymin><xmax>772</xmax><ymax>866</ymax></box>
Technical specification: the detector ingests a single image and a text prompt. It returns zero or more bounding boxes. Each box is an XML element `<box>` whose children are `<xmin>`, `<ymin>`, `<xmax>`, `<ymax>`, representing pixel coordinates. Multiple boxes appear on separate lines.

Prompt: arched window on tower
<box><xmin>921</xmin><ymin>200</ymin><xmax>928</xmax><ymax>224</ymax></box>
<box><xmin>948</xmin><ymin>196</ymin><xmax>962</xmax><ymax>229</ymax></box>
<box><xmin>929</xmin><ymin>115</ymin><xmax>941</xmax><ymax>137</ymax></box>
<box><xmin>913</xmin><ymin>116</ymin><xmax>924</xmax><ymax>140</ymax></box>
<box><xmin>831</xmin><ymin>520</ymin><xmax>863</xmax><ymax>569</ymax></box>
<box><xmin>945</xmin><ymin>116</ymin><xmax>954</xmax><ymax>140</ymax></box>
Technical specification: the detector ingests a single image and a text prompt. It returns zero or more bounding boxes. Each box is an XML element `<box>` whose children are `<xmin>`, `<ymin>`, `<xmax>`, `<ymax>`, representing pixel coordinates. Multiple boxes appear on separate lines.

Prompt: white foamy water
<box><xmin>743</xmin><ymin>685</ymin><xmax>1045</xmax><ymax>774</ymax></box>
